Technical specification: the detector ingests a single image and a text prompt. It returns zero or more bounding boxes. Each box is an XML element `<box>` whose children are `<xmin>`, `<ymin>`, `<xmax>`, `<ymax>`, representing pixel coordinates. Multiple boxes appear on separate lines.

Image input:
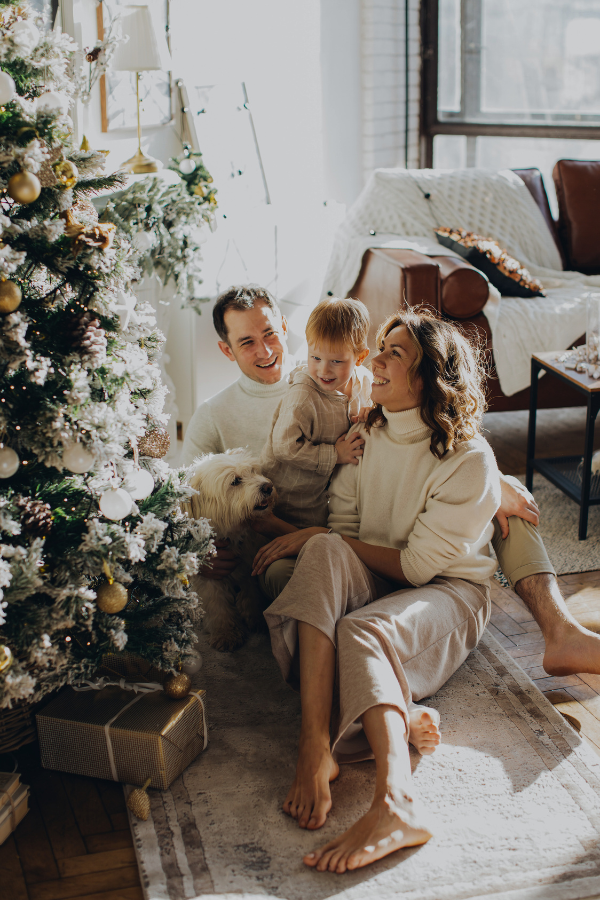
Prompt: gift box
<box><xmin>0</xmin><ymin>772</ymin><xmax>29</xmax><ymax>845</ymax></box>
<box><xmin>36</xmin><ymin>678</ymin><xmax>207</xmax><ymax>790</ymax></box>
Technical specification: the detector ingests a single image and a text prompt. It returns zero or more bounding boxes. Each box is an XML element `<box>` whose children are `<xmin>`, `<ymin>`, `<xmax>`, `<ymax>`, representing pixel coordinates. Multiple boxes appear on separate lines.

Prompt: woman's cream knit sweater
<box><xmin>327</xmin><ymin>406</ymin><xmax>502</xmax><ymax>586</ymax></box>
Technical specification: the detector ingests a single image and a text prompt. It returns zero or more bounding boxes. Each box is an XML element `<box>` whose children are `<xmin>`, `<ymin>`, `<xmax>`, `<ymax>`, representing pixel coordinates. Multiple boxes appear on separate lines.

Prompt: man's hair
<box><xmin>213</xmin><ymin>285</ymin><xmax>279</xmax><ymax>343</ymax></box>
<box><xmin>365</xmin><ymin>307</ymin><xmax>487</xmax><ymax>459</ymax></box>
<box><xmin>305</xmin><ymin>297</ymin><xmax>370</xmax><ymax>353</ymax></box>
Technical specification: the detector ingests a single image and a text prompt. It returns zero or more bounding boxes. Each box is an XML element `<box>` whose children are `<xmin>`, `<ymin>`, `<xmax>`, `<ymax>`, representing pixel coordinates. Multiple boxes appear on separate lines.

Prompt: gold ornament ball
<box><xmin>96</xmin><ymin>580</ymin><xmax>129</xmax><ymax>614</ymax></box>
<box><xmin>53</xmin><ymin>159</ymin><xmax>79</xmax><ymax>189</ymax></box>
<box><xmin>0</xmin><ymin>280</ymin><xmax>22</xmax><ymax>313</ymax></box>
<box><xmin>138</xmin><ymin>427</ymin><xmax>170</xmax><ymax>459</ymax></box>
<box><xmin>0</xmin><ymin>644</ymin><xmax>12</xmax><ymax>673</ymax></box>
<box><xmin>163</xmin><ymin>672</ymin><xmax>192</xmax><ymax>699</ymax></box>
<box><xmin>8</xmin><ymin>171</ymin><xmax>41</xmax><ymax>204</ymax></box>
<box><xmin>126</xmin><ymin>778</ymin><xmax>151</xmax><ymax>820</ymax></box>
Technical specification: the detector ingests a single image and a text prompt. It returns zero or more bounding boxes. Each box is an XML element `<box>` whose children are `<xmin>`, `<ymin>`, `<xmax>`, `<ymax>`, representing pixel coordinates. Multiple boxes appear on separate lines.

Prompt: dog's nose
<box><xmin>260</xmin><ymin>483</ymin><xmax>273</xmax><ymax>495</ymax></box>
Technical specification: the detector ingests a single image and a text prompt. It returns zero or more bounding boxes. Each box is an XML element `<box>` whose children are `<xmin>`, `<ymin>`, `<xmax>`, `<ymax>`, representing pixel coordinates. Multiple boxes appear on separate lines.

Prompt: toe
<box><xmin>317</xmin><ymin>850</ymin><xmax>335</xmax><ymax>872</ymax></box>
<box><xmin>303</xmin><ymin>851</ymin><xmax>319</xmax><ymax>868</ymax></box>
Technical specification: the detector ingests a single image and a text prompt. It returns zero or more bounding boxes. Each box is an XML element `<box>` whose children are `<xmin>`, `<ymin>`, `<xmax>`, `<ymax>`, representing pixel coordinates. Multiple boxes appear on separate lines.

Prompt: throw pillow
<box><xmin>434</xmin><ymin>227</ymin><xmax>545</xmax><ymax>298</ymax></box>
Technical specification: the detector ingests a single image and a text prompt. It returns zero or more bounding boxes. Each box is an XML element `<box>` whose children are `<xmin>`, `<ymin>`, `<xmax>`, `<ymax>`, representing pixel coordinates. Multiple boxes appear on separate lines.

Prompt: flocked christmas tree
<box><xmin>0</xmin><ymin>0</ymin><xmax>214</xmax><ymax>710</ymax></box>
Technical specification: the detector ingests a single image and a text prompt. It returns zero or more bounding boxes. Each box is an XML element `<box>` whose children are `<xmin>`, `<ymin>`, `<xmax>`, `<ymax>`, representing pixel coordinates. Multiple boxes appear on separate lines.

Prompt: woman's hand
<box><xmin>495</xmin><ymin>476</ymin><xmax>540</xmax><ymax>539</ymax></box>
<box><xmin>252</xmin><ymin>527</ymin><xmax>327</xmax><ymax>576</ymax></box>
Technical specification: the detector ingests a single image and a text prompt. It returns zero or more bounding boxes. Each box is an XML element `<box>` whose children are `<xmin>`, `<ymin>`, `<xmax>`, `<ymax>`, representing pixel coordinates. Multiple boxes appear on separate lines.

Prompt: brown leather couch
<box><xmin>349</xmin><ymin>163</ymin><xmax>598</xmax><ymax>412</ymax></box>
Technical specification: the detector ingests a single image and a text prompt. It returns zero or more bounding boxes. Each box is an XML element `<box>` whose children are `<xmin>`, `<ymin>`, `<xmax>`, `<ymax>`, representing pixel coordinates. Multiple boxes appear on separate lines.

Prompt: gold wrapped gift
<box><xmin>36</xmin><ymin>677</ymin><xmax>207</xmax><ymax>790</ymax></box>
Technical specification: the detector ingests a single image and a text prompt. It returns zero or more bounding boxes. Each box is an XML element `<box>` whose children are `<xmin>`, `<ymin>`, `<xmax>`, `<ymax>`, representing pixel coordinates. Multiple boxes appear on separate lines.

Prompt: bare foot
<box><xmin>304</xmin><ymin>790</ymin><xmax>432</xmax><ymax>873</ymax></box>
<box><xmin>283</xmin><ymin>739</ymin><xmax>339</xmax><ymax>830</ymax></box>
<box><xmin>408</xmin><ymin>704</ymin><xmax>441</xmax><ymax>756</ymax></box>
<box><xmin>542</xmin><ymin>622</ymin><xmax>600</xmax><ymax>676</ymax></box>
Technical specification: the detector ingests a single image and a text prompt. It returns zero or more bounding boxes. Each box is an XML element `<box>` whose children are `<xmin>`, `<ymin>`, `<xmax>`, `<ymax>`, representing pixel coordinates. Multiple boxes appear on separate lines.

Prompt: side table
<box><xmin>526</xmin><ymin>352</ymin><xmax>600</xmax><ymax>540</ymax></box>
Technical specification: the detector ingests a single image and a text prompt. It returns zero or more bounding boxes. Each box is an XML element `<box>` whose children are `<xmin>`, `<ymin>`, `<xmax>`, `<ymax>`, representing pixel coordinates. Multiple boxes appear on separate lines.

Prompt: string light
<box><xmin>65</xmin><ymin>636</ymin><xmax>71</xmax><ymax>642</ymax></box>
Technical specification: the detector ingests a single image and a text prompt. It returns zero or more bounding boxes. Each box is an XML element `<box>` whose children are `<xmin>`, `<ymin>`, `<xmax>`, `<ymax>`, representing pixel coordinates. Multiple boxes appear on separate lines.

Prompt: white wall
<box><xmin>320</xmin><ymin>0</ymin><xmax>363</xmax><ymax>206</ymax></box>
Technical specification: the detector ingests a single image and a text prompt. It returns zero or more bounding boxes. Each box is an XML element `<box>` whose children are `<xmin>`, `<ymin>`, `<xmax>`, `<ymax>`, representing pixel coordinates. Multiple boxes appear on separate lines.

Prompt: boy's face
<box><xmin>307</xmin><ymin>342</ymin><xmax>368</xmax><ymax>392</ymax></box>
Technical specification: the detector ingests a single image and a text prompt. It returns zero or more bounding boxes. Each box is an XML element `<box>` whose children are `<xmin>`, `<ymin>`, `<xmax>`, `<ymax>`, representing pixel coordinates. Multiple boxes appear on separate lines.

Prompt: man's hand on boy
<box><xmin>335</xmin><ymin>431</ymin><xmax>365</xmax><ymax>465</ymax></box>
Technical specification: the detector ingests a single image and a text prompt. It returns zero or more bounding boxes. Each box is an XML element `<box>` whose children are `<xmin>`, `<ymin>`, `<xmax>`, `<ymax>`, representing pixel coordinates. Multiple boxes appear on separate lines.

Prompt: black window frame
<box><xmin>420</xmin><ymin>0</ymin><xmax>600</xmax><ymax>168</ymax></box>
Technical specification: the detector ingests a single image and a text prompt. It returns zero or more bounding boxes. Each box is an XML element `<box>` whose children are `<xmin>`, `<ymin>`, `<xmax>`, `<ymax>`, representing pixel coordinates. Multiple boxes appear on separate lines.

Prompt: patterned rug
<box><xmin>127</xmin><ymin>629</ymin><xmax>600</xmax><ymax>900</ymax></box>
<box><xmin>520</xmin><ymin>474</ymin><xmax>600</xmax><ymax>576</ymax></box>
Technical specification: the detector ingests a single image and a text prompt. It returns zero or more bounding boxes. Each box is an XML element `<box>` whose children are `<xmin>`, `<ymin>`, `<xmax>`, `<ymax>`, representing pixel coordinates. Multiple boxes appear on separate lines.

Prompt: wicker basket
<box><xmin>0</xmin><ymin>702</ymin><xmax>37</xmax><ymax>755</ymax></box>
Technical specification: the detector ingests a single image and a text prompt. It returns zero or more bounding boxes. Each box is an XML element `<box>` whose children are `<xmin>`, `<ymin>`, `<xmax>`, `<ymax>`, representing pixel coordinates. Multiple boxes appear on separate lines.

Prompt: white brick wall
<box><xmin>361</xmin><ymin>0</ymin><xmax>421</xmax><ymax>183</ymax></box>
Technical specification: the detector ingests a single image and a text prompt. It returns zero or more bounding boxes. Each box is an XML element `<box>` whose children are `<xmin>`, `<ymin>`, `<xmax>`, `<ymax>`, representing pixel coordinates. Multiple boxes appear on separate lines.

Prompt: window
<box><xmin>421</xmin><ymin>0</ymin><xmax>600</xmax><ymax>205</ymax></box>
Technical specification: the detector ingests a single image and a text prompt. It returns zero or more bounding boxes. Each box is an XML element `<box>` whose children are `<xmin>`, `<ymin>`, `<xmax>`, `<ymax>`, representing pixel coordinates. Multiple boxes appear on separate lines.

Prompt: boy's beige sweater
<box><xmin>260</xmin><ymin>365</ymin><xmax>372</xmax><ymax>528</ymax></box>
<box><xmin>328</xmin><ymin>406</ymin><xmax>501</xmax><ymax>586</ymax></box>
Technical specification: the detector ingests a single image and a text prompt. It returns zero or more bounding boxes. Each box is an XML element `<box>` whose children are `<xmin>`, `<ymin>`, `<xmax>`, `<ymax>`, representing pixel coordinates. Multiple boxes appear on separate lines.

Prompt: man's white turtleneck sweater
<box><xmin>328</xmin><ymin>406</ymin><xmax>501</xmax><ymax>586</ymax></box>
<box><xmin>181</xmin><ymin>372</ymin><xmax>290</xmax><ymax>464</ymax></box>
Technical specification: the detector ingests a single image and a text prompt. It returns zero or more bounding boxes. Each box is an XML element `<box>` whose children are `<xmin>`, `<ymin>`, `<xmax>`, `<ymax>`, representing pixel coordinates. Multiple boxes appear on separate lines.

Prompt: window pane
<box><xmin>438</xmin><ymin>0</ymin><xmax>461</xmax><ymax>113</ymax></box>
<box><xmin>433</xmin><ymin>135</ymin><xmax>467</xmax><ymax>169</ymax></box>
<box><xmin>438</xmin><ymin>0</ymin><xmax>600</xmax><ymax>125</ymax></box>
<box><xmin>481</xmin><ymin>0</ymin><xmax>600</xmax><ymax>122</ymax></box>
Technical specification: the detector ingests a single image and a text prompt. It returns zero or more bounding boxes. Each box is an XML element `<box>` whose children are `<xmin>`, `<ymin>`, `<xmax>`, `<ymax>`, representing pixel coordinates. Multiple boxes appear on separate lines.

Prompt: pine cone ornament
<box><xmin>65</xmin><ymin>309</ymin><xmax>107</xmax><ymax>364</ymax></box>
<box><xmin>16</xmin><ymin>497</ymin><xmax>53</xmax><ymax>537</ymax></box>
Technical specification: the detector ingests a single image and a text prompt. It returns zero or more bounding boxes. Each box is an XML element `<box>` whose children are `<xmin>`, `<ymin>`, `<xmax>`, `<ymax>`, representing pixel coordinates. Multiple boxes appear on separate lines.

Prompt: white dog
<box><xmin>186</xmin><ymin>448</ymin><xmax>276</xmax><ymax>652</ymax></box>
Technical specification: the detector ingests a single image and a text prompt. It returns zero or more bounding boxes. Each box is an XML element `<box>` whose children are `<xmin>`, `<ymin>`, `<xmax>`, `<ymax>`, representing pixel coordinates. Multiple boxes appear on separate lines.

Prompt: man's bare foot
<box><xmin>283</xmin><ymin>739</ymin><xmax>339</xmax><ymax>830</ymax></box>
<box><xmin>542</xmin><ymin>621</ymin><xmax>600</xmax><ymax>676</ymax></box>
<box><xmin>408</xmin><ymin>704</ymin><xmax>441</xmax><ymax>755</ymax></box>
<box><xmin>303</xmin><ymin>790</ymin><xmax>432</xmax><ymax>873</ymax></box>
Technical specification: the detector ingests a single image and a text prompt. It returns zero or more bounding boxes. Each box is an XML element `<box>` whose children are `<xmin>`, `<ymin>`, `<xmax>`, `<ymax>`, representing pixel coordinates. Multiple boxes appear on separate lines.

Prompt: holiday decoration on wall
<box><xmin>100</xmin><ymin>148</ymin><xmax>218</xmax><ymax>314</ymax></box>
<box><xmin>0</xmin><ymin>0</ymin><xmax>215</xmax><ymax>717</ymax></box>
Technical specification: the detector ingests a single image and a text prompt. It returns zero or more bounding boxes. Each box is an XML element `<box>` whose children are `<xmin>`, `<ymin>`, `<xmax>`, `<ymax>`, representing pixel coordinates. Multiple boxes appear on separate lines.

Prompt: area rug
<box><xmin>519</xmin><ymin>474</ymin><xmax>600</xmax><ymax>575</ymax></box>
<box><xmin>126</xmin><ymin>629</ymin><xmax>600</xmax><ymax>900</ymax></box>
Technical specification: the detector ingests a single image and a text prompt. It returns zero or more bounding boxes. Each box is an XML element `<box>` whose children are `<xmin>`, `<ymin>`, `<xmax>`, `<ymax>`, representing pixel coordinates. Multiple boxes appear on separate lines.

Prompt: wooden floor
<box><xmin>1</xmin><ymin>406</ymin><xmax>599</xmax><ymax>899</ymax></box>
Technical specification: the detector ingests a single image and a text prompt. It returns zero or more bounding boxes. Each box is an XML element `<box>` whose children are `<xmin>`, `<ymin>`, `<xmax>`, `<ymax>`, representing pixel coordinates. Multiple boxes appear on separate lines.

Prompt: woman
<box><xmin>252</xmin><ymin>308</ymin><xmax>501</xmax><ymax>873</ymax></box>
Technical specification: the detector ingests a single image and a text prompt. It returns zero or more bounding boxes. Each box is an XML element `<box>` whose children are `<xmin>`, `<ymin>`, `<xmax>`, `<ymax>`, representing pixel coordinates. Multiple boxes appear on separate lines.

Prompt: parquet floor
<box><xmin>1</xmin><ymin>406</ymin><xmax>599</xmax><ymax>899</ymax></box>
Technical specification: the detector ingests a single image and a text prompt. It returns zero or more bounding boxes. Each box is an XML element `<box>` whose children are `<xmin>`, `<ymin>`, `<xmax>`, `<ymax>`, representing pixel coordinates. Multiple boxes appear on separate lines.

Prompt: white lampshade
<box><xmin>112</xmin><ymin>5</ymin><xmax>172</xmax><ymax>72</ymax></box>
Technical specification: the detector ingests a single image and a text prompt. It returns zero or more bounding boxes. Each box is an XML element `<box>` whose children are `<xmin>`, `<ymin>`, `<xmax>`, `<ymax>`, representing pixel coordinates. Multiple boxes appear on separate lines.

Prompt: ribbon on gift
<box><xmin>73</xmin><ymin>677</ymin><xmax>208</xmax><ymax>782</ymax></box>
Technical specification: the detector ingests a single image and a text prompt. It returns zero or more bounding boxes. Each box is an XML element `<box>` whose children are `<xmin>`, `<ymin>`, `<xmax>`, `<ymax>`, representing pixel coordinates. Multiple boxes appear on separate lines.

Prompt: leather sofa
<box><xmin>349</xmin><ymin>162</ymin><xmax>600</xmax><ymax>412</ymax></box>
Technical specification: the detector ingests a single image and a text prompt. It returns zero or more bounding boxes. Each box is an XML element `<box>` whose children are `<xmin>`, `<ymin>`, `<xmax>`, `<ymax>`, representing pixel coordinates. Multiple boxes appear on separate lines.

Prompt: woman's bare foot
<box><xmin>283</xmin><ymin>738</ymin><xmax>340</xmax><ymax>830</ymax></box>
<box><xmin>303</xmin><ymin>790</ymin><xmax>432</xmax><ymax>873</ymax></box>
<box><xmin>408</xmin><ymin>703</ymin><xmax>441</xmax><ymax>755</ymax></box>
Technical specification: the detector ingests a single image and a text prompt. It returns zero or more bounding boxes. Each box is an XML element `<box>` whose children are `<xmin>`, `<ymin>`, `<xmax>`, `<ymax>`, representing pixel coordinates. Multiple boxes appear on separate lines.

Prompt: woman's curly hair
<box><xmin>365</xmin><ymin>307</ymin><xmax>487</xmax><ymax>459</ymax></box>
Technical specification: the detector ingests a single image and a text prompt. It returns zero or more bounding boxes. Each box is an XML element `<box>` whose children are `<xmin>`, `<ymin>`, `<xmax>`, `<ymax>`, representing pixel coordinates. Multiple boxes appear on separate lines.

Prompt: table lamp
<box><xmin>111</xmin><ymin>4</ymin><xmax>172</xmax><ymax>174</ymax></box>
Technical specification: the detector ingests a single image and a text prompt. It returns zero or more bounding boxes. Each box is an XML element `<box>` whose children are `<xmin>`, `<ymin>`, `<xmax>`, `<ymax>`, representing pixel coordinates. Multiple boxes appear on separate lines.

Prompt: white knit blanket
<box><xmin>322</xmin><ymin>168</ymin><xmax>600</xmax><ymax>396</ymax></box>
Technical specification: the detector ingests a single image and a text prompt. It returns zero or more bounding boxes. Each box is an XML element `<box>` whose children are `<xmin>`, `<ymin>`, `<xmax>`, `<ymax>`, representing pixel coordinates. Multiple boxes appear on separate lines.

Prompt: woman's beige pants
<box><xmin>263</xmin><ymin>532</ymin><xmax>492</xmax><ymax>763</ymax></box>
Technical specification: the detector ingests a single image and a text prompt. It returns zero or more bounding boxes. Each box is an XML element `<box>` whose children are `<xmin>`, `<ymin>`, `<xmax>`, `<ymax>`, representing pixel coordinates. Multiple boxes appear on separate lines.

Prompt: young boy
<box><xmin>260</xmin><ymin>296</ymin><xmax>372</xmax><ymax>528</ymax></box>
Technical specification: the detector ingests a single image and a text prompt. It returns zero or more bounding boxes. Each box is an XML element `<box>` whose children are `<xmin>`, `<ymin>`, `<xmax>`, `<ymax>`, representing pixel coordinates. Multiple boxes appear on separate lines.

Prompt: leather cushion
<box><xmin>435</xmin><ymin>228</ymin><xmax>545</xmax><ymax>297</ymax></box>
<box><xmin>431</xmin><ymin>256</ymin><xmax>489</xmax><ymax>319</ymax></box>
<box><xmin>553</xmin><ymin>159</ymin><xmax>600</xmax><ymax>274</ymax></box>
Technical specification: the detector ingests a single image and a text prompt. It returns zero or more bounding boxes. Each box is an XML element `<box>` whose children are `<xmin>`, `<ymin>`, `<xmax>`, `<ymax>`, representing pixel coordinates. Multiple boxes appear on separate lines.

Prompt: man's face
<box><xmin>218</xmin><ymin>301</ymin><xmax>289</xmax><ymax>384</ymax></box>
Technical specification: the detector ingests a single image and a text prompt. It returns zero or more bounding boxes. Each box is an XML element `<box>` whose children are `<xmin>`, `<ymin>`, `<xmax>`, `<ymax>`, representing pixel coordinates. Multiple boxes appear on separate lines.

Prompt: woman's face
<box><xmin>370</xmin><ymin>325</ymin><xmax>423</xmax><ymax>412</ymax></box>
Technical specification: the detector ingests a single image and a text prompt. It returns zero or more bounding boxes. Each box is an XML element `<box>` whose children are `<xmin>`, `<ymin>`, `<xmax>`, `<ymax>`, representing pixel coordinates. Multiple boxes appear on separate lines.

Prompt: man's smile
<box><xmin>257</xmin><ymin>356</ymin><xmax>278</xmax><ymax>369</ymax></box>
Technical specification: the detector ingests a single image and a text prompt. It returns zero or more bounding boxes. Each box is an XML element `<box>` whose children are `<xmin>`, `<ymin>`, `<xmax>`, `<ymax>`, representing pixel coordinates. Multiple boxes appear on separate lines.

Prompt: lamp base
<box><xmin>120</xmin><ymin>148</ymin><xmax>162</xmax><ymax>175</ymax></box>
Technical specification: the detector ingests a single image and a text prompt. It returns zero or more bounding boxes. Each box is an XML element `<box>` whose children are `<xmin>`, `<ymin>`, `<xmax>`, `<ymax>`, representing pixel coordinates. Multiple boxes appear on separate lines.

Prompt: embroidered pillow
<box><xmin>435</xmin><ymin>227</ymin><xmax>545</xmax><ymax>298</ymax></box>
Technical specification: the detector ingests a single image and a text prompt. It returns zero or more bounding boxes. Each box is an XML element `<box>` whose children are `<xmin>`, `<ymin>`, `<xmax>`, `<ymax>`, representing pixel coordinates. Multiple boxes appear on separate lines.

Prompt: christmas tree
<box><xmin>0</xmin><ymin>0</ymin><xmax>213</xmax><ymax>711</ymax></box>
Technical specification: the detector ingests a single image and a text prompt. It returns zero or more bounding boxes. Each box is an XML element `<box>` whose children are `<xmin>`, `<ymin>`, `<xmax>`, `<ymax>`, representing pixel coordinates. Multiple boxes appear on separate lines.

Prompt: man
<box><xmin>183</xmin><ymin>284</ymin><xmax>600</xmax><ymax>677</ymax></box>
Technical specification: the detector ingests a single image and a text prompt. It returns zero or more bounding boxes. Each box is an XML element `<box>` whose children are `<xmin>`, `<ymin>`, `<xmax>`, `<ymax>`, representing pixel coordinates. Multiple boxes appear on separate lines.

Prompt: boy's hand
<box><xmin>335</xmin><ymin>431</ymin><xmax>364</xmax><ymax>465</ymax></box>
<box><xmin>350</xmin><ymin>405</ymin><xmax>372</xmax><ymax>425</ymax></box>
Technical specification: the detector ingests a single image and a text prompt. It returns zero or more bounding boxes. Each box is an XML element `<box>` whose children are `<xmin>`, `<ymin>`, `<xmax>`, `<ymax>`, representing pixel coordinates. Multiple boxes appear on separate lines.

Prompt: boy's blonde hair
<box><xmin>305</xmin><ymin>297</ymin><xmax>370</xmax><ymax>353</ymax></box>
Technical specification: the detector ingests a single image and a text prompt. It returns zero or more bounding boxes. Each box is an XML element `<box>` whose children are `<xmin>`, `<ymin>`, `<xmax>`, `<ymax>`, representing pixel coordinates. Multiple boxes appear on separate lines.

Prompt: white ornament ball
<box><xmin>179</xmin><ymin>158</ymin><xmax>197</xmax><ymax>175</ymax></box>
<box><xmin>99</xmin><ymin>488</ymin><xmax>133</xmax><ymax>521</ymax></box>
<box><xmin>0</xmin><ymin>447</ymin><xmax>19</xmax><ymax>478</ymax></box>
<box><xmin>63</xmin><ymin>443</ymin><xmax>94</xmax><ymax>474</ymax></box>
<box><xmin>36</xmin><ymin>91</ymin><xmax>70</xmax><ymax>116</ymax></box>
<box><xmin>181</xmin><ymin>654</ymin><xmax>203</xmax><ymax>676</ymax></box>
<box><xmin>10</xmin><ymin>19</ymin><xmax>39</xmax><ymax>54</ymax></box>
<box><xmin>0</xmin><ymin>71</ymin><xmax>16</xmax><ymax>105</ymax></box>
<box><xmin>132</xmin><ymin>230</ymin><xmax>154</xmax><ymax>253</ymax></box>
<box><xmin>122</xmin><ymin>468</ymin><xmax>154</xmax><ymax>501</ymax></box>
